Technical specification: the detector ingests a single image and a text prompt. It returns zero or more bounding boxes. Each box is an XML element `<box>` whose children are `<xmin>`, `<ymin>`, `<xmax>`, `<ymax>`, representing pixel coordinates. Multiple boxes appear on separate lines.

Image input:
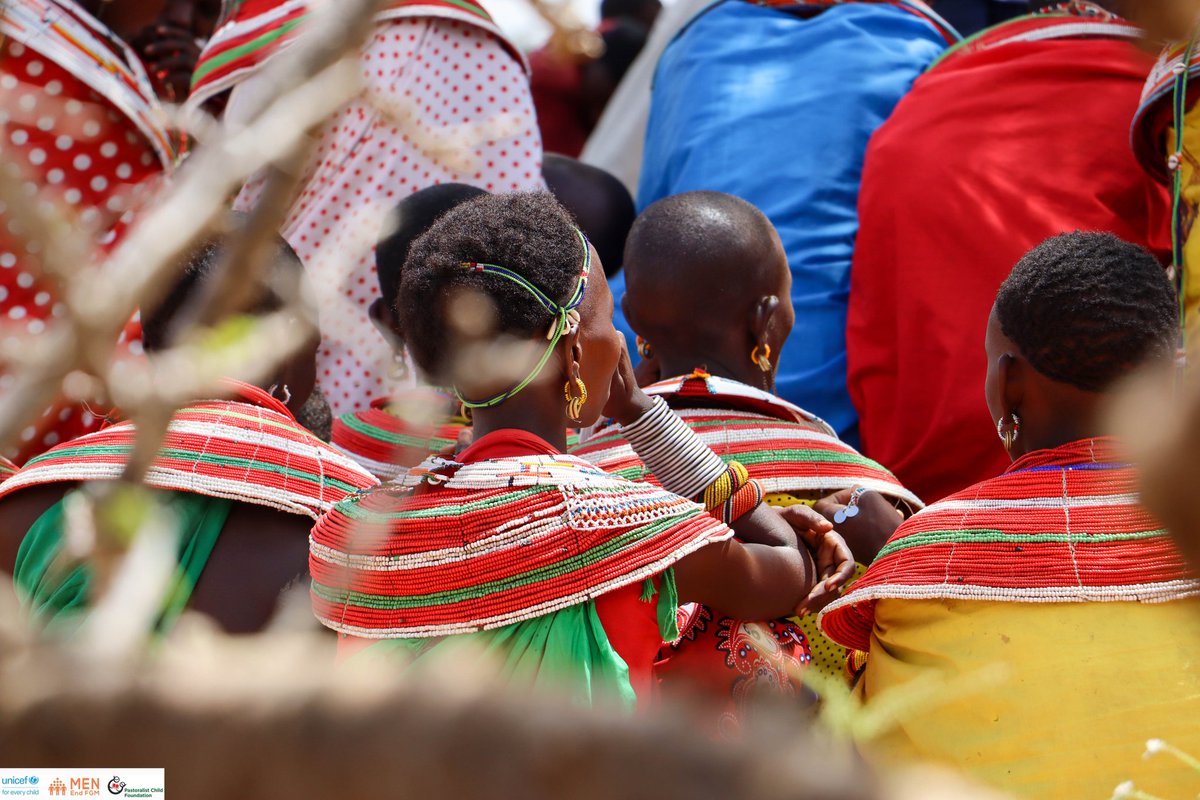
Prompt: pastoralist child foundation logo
<box><xmin>106</xmin><ymin>777</ymin><xmax>125</xmax><ymax>796</ymax></box>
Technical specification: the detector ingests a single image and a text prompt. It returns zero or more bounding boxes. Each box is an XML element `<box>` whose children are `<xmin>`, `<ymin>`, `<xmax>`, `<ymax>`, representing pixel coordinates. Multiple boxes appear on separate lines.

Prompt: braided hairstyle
<box><xmin>995</xmin><ymin>231</ymin><xmax>1176</xmax><ymax>392</ymax></box>
<box><xmin>399</xmin><ymin>191</ymin><xmax>584</xmax><ymax>383</ymax></box>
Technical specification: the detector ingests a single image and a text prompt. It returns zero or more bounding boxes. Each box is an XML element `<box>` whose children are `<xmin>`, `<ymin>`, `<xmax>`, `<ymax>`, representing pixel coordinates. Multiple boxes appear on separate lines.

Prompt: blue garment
<box><xmin>634</xmin><ymin>0</ymin><xmax>955</xmax><ymax>443</ymax></box>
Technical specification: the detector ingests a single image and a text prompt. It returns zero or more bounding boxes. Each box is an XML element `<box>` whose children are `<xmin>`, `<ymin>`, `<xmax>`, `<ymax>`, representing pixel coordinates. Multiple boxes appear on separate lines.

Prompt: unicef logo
<box><xmin>28</xmin><ymin>777</ymin><xmax>37</xmax><ymax>785</ymax></box>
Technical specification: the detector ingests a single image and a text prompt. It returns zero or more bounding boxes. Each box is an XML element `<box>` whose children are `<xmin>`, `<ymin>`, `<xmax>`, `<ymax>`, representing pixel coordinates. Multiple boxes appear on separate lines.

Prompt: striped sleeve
<box><xmin>619</xmin><ymin>397</ymin><xmax>727</xmax><ymax>500</ymax></box>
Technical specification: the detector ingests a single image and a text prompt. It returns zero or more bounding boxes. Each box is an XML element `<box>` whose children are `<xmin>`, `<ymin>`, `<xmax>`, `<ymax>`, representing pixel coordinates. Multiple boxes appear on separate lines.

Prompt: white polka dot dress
<box><xmin>0</xmin><ymin>14</ymin><xmax>171</xmax><ymax>462</ymax></box>
<box><xmin>234</xmin><ymin>18</ymin><xmax>545</xmax><ymax>416</ymax></box>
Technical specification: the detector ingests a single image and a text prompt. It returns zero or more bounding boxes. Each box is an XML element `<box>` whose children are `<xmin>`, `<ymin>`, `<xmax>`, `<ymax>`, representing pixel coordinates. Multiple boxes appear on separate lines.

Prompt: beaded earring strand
<box><xmin>455</xmin><ymin>228</ymin><xmax>592</xmax><ymax>411</ymax></box>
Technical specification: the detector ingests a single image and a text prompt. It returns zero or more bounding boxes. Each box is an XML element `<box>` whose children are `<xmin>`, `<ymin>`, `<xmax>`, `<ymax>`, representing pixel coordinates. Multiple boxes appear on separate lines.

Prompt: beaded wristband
<box><xmin>620</xmin><ymin>396</ymin><xmax>729</xmax><ymax>501</ymax></box>
<box><xmin>712</xmin><ymin>477</ymin><xmax>763</xmax><ymax>525</ymax></box>
<box><xmin>703</xmin><ymin>460</ymin><xmax>749</xmax><ymax>510</ymax></box>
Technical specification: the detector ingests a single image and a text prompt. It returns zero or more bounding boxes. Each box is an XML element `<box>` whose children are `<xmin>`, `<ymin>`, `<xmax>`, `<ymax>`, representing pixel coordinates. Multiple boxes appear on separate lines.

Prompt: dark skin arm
<box><xmin>0</xmin><ymin>485</ymin><xmax>312</xmax><ymax>634</ymax></box>
<box><xmin>0</xmin><ymin>483</ymin><xmax>73</xmax><ymax>578</ymax></box>
<box><xmin>606</xmin><ymin>347</ymin><xmax>854</xmax><ymax>618</ymax></box>
<box><xmin>813</xmin><ymin>488</ymin><xmax>904</xmax><ymax>564</ymax></box>
<box><xmin>188</xmin><ymin>503</ymin><xmax>316</xmax><ymax>634</ymax></box>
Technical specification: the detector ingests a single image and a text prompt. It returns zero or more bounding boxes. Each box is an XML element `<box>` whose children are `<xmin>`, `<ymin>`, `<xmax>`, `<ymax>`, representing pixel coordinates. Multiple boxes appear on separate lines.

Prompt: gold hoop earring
<box><xmin>565</xmin><ymin>375</ymin><xmax>588</xmax><ymax>423</ymax></box>
<box><xmin>750</xmin><ymin>343</ymin><xmax>771</xmax><ymax>373</ymax></box>
<box><xmin>996</xmin><ymin>412</ymin><xmax>1021</xmax><ymax>453</ymax></box>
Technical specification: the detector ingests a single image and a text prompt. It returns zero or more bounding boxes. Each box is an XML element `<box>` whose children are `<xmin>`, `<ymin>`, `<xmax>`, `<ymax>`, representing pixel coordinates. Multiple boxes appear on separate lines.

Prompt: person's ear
<box><xmin>997</xmin><ymin>351</ymin><xmax>1025</xmax><ymax>417</ymax></box>
<box><xmin>751</xmin><ymin>295</ymin><xmax>782</xmax><ymax>356</ymax></box>
<box><xmin>368</xmin><ymin>298</ymin><xmax>404</xmax><ymax>349</ymax></box>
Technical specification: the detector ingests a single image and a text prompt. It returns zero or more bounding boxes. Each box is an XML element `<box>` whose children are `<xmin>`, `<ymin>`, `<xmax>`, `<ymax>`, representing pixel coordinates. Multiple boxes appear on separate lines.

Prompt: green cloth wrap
<box><xmin>13</xmin><ymin>489</ymin><xmax>233</xmax><ymax>634</ymax></box>
<box><xmin>361</xmin><ymin>569</ymin><xmax>678</xmax><ymax>711</ymax></box>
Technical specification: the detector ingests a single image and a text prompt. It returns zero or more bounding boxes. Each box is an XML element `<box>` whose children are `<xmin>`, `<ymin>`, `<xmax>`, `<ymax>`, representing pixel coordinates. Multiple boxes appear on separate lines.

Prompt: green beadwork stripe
<box><xmin>192</xmin><ymin>17</ymin><xmax>307</xmax><ymax>84</ymax></box>
<box><xmin>716</xmin><ymin>448</ymin><xmax>878</xmax><ymax>469</ymax></box>
<box><xmin>27</xmin><ymin>443</ymin><xmax>360</xmax><ymax>494</ymax></box>
<box><xmin>876</xmin><ymin>526</ymin><xmax>1172</xmax><ymax>560</ymax></box>
<box><xmin>312</xmin><ymin>514</ymin><xmax>696</xmax><ymax>609</ymax></box>
<box><xmin>339</xmin><ymin>413</ymin><xmax>453</xmax><ymax>449</ymax></box>
<box><xmin>337</xmin><ymin>485</ymin><xmax>546</xmax><ymax>523</ymax></box>
<box><xmin>428</xmin><ymin>0</ymin><xmax>491</xmax><ymax>20</ymax></box>
<box><xmin>25</xmin><ymin>443</ymin><xmax>131</xmax><ymax>465</ymax></box>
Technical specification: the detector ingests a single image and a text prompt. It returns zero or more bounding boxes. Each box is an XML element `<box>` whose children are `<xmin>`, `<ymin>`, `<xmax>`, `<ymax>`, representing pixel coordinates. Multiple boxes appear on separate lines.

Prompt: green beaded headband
<box><xmin>454</xmin><ymin>228</ymin><xmax>592</xmax><ymax>409</ymax></box>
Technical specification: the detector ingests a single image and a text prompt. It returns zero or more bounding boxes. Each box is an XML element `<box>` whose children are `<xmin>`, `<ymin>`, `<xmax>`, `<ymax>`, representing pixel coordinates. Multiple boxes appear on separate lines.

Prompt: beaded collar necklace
<box><xmin>455</xmin><ymin>228</ymin><xmax>591</xmax><ymax>410</ymax></box>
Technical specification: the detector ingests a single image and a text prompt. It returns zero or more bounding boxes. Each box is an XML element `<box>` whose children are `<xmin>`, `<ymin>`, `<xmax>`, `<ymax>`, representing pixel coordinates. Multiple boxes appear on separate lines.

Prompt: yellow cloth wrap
<box><xmin>1172</xmin><ymin>116</ymin><xmax>1200</xmax><ymax>351</ymax></box>
<box><xmin>765</xmin><ymin>491</ymin><xmax>866</xmax><ymax>682</ymax></box>
<box><xmin>856</xmin><ymin>597</ymin><xmax>1200</xmax><ymax>799</ymax></box>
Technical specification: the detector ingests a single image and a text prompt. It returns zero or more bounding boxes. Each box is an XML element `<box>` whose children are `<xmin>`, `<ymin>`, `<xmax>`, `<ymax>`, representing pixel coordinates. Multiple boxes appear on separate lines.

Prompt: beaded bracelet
<box><xmin>620</xmin><ymin>396</ymin><xmax>728</xmax><ymax>500</ymax></box>
<box><xmin>712</xmin><ymin>477</ymin><xmax>764</xmax><ymax>525</ymax></box>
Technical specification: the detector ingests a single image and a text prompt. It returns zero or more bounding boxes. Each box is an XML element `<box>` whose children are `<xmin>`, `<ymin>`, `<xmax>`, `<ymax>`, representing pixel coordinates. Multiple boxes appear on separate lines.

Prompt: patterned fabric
<box><xmin>634</xmin><ymin>0</ymin><xmax>957</xmax><ymax>442</ymax></box>
<box><xmin>0</xmin><ymin>456</ymin><xmax>17</xmax><ymax>481</ymax></box>
<box><xmin>309</xmin><ymin>453</ymin><xmax>732</xmax><ymax>638</ymax></box>
<box><xmin>1133</xmin><ymin>39</ymin><xmax>1195</xmax><ymax>185</ymax></box>
<box><xmin>0</xmin><ymin>0</ymin><xmax>177</xmax><ymax>462</ymax></box>
<box><xmin>657</xmin><ymin>602</ymin><xmax>811</xmax><ymax>737</ymax></box>
<box><xmin>331</xmin><ymin>394</ymin><xmax>465</xmax><ymax>481</ymax></box>
<box><xmin>188</xmin><ymin>0</ymin><xmax>526</xmax><ymax>107</ymax></box>
<box><xmin>847</xmin><ymin>7</ymin><xmax>1167</xmax><ymax>503</ymax></box>
<box><xmin>1132</xmin><ymin>35</ymin><xmax>1200</xmax><ymax>350</ymax></box>
<box><xmin>0</xmin><ymin>381</ymin><xmax>378</xmax><ymax>519</ymax></box>
<box><xmin>820</xmin><ymin>438</ymin><xmax>1200</xmax><ymax>652</ymax></box>
<box><xmin>572</xmin><ymin>373</ymin><xmax>922</xmax><ymax>508</ymax></box>
<box><xmin>209</xmin><ymin>7</ymin><xmax>545</xmax><ymax>416</ymax></box>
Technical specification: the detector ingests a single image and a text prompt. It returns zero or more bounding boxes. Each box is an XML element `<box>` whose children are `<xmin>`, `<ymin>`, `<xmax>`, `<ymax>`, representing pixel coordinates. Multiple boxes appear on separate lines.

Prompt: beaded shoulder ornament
<box><xmin>571</xmin><ymin>371</ymin><xmax>923</xmax><ymax>510</ymax></box>
<box><xmin>820</xmin><ymin>438</ymin><xmax>1200</xmax><ymax>652</ymax></box>
<box><xmin>0</xmin><ymin>381</ymin><xmax>378</xmax><ymax>519</ymax></box>
<box><xmin>455</xmin><ymin>228</ymin><xmax>591</xmax><ymax>411</ymax></box>
<box><xmin>332</xmin><ymin>394</ymin><xmax>465</xmax><ymax>482</ymax></box>
<box><xmin>308</xmin><ymin>450</ymin><xmax>733</xmax><ymax>638</ymax></box>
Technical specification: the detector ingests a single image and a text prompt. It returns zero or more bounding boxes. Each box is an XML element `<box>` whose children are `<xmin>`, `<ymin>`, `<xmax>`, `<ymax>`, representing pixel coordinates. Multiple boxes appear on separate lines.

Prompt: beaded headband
<box><xmin>454</xmin><ymin>228</ymin><xmax>592</xmax><ymax>409</ymax></box>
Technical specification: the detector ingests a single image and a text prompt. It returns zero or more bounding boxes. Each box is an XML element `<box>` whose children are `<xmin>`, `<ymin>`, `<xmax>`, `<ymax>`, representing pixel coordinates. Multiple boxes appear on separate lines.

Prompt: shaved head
<box><xmin>623</xmin><ymin>190</ymin><xmax>789</xmax><ymax>357</ymax></box>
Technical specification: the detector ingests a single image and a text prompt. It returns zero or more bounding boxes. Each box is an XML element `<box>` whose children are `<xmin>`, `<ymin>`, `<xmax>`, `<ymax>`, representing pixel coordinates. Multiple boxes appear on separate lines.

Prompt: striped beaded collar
<box><xmin>643</xmin><ymin>371</ymin><xmax>835</xmax><ymax>434</ymax></box>
<box><xmin>0</xmin><ymin>380</ymin><xmax>378</xmax><ymax>518</ymax></box>
<box><xmin>820</xmin><ymin>437</ymin><xmax>1199</xmax><ymax>652</ymax></box>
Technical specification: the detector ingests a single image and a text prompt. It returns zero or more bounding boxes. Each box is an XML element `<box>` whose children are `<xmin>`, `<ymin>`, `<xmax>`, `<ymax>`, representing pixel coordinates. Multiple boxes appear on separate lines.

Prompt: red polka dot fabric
<box><xmin>234</xmin><ymin>18</ymin><xmax>545</xmax><ymax>416</ymax></box>
<box><xmin>0</xmin><ymin>37</ymin><xmax>166</xmax><ymax>462</ymax></box>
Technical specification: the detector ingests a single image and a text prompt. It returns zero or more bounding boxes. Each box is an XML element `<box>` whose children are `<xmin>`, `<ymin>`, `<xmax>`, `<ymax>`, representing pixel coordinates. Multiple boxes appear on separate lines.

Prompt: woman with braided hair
<box><xmin>820</xmin><ymin>232</ymin><xmax>1200</xmax><ymax>798</ymax></box>
<box><xmin>309</xmin><ymin>191</ymin><xmax>854</xmax><ymax>711</ymax></box>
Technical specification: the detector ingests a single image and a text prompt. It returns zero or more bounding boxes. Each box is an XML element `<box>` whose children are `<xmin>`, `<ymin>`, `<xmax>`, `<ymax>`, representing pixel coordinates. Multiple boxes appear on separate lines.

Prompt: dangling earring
<box><xmin>564</xmin><ymin>373</ymin><xmax>588</xmax><ymax>424</ymax></box>
<box><xmin>750</xmin><ymin>343</ymin><xmax>771</xmax><ymax>372</ymax></box>
<box><xmin>996</xmin><ymin>412</ymin><xmax>1021</xmax><ymax>453</ymax></box>
<box><xmin>636</xmin><ymin>336</ymin><xmax>654</xmax><ymax>360</ymax></box>
<box><xmin>269</xmin><ymin>383</ymin><xmax>292</xmax><ymax>404</ymax></box>
<box><xmin>389</xmin><ymin>347</ymin><xmax>411</xmax><ymax>382</ymax></box>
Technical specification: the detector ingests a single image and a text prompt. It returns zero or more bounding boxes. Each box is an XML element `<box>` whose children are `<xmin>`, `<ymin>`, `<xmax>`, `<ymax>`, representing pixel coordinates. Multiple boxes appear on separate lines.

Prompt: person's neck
<box><xmin>470</xmin><ymin>395</ymin><xmax>568</xmax><ymax>453</ymax></box>
<box><xmin>654</xmin><ymin>352</ymin><xmax>773</xmax><ymax>393</ymax></box>
<box><xmin>1011</xmin><ymin>407</ymin><xmax>1102</xmax><ymax>461</ymax></box>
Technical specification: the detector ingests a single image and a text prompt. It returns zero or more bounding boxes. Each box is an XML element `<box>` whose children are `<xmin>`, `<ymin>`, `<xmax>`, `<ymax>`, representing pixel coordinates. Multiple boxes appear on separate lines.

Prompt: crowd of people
<box><xmin>1</xmin><ymin>0</ymin><xmax>1199</xmax><ymax>797</ymax></box>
